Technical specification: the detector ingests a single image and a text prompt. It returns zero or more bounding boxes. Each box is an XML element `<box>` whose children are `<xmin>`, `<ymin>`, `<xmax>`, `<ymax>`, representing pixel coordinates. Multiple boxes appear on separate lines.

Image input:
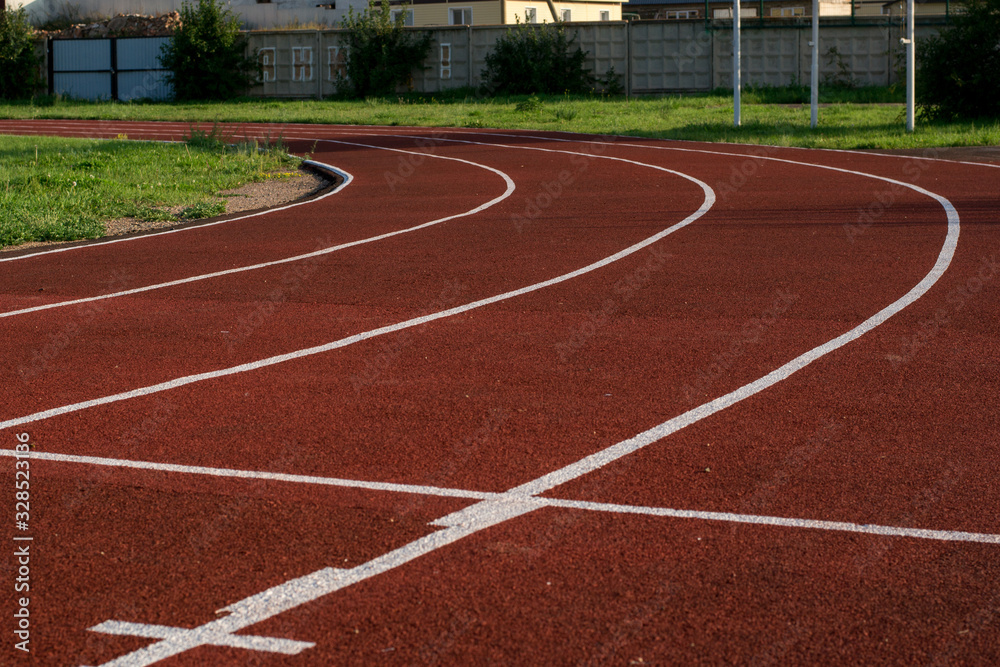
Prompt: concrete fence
<box><xmin>41</xmin><ymin>19</ymin><xmax>943</xmax><ymax>101</ymax></box>
<box><xmin>246</xmin><ymin>20</ymin><xmax>940</xmax><ymax>99</ymax></box>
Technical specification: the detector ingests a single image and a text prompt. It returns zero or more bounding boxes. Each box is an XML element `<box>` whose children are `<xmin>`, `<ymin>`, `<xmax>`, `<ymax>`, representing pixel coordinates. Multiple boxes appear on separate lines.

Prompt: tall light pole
<box><xmin>734</xmin><ymin>0</ymin><xmax>741</xmax><ymax>127</ymax></box>
<box><xmin>905</xmin><ymin>0</ymin><xmax>915</xmax><ymax>132</ymax></box>
<box><xmin>810</xmin><ymin>0</ymin><xmax>819</xmax><ymax>128</ymax></box>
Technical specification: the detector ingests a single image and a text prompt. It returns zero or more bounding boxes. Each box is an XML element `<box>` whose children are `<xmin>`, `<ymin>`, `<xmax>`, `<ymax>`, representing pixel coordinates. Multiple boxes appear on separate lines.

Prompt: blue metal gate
<box><xmin>48</xmin><ymin>37</ymin><xmax>173</xmax><ymax>101</ymax></box>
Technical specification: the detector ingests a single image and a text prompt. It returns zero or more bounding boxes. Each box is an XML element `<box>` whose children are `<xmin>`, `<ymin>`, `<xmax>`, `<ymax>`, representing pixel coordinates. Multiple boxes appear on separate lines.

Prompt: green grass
<box><xmin>0</xmin><ymin>131</ymin><xmax>297</xmax><ymax>248</ymax></box>
<box><xmin>3</xmin><ymin>87</ymin><xmax>998</xmax><ymax>150</ymax></box>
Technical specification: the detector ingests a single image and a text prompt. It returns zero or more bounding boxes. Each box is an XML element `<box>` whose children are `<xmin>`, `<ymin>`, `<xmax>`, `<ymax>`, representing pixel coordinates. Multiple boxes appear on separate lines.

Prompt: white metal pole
<box><xmin>905</xmin><ymin>0</ymin><xmax>915</xmax><ymax>132</ymax></box>
<box><xmin>734</xmin><ymin>0</ymin><xmax>741</xmax><ymax>127</ymax></box>
<box><xmin>810</xmin><ymin>0</ymin><xmax>819</xmax><ymax>128</ymax></box>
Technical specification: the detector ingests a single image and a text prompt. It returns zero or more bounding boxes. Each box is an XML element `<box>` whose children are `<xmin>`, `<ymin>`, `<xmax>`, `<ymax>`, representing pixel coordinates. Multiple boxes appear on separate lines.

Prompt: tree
<box><xmin>481</xmin><ymin>21</ymin><xmax>594</xmax><ymax>96</ymax></box>
<box><xmin>917</xmin><ymin>0</ymin><xmax>1000</xmax><ymax>120</ymax></box>
<box><xmin>339</xmin><ymin>0</ymin><xmax>433</xmax><ymax>99</ymax></box>
<box><xmin>159</xmin><ymin>0</ymin><xmax>258</xmax><ymax>101</ymax></box>
<box><xmin>0</xmin><ymin>7</ymin><xmax>41</xmax><ymax>100</ymax></box>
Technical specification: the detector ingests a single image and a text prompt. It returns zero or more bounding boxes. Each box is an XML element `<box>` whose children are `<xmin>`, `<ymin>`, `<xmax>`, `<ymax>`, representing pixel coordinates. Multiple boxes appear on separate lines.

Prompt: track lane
<box><xmin>1</xmin><ymin>122</ymin><xmax>997</xmax><ymax>667</ymax></box>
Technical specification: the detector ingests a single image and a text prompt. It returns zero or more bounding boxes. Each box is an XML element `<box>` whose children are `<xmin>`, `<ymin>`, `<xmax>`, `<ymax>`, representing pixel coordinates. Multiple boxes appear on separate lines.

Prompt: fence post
<box><xmin>316</xmin><ymin>30</ymin><xmax>322</xmax><ymax>99</ymax></box>
<box><xmin>625</xmin><ymin>19</ymin><xmax>632</xmax><ymax>97</ymax></box>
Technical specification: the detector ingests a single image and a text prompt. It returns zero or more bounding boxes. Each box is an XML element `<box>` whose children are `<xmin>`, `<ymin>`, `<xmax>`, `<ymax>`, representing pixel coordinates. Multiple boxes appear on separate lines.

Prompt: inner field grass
<box><xmin>2</xmin><ymin>88</ymin><xmax>999</xmax><ymax>150</ymax></box>
<box><xmin>0</xmin><ymin>134</ymin><xmax>297</xmax><ymax>248</ymax></box>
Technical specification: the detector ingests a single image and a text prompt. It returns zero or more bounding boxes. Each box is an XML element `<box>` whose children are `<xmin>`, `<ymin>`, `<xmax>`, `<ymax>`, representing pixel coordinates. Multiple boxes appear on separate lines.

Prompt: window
<box><xmin>770</xmin><ymin>6</ymin><xmax>805</xmax><ymax>16</ymax></box>
<box><xmin>524</xmin><ymin>7</ymin><xmax>538</xmax><ymax>22</ymax></box>
<box><xmin>450</xmin><ymin>7</ymin><xmax>472</xmax><ymax>24</ymax></box>
<box><xmin>328</xmin><ymin>46</ymin><xmax>347</xmax><ymax>81</ymax></box>
<box><xmin>713</xmin><ymin>7</ymin><xmax>758</xmax><ymax>18</ymax></box>
<box><xmin>258</xmin><ymin>47</ymin><xmax>275</xmax><ymax>82</ymax></box>
<box><xmin>600</xmin><ymin>10</ymin><xmax>610</xmax><ymax>20</ymax></box>
<box><xmin>666</xmin><ymin>9</ymin><xmax>699</xmax><ymax>19</ymax></box>
<box><xmin>440</xmin><ymin>43</ymin><xmax>452</xmax><ymax>80</ymax></box>
<box><xmin>560</xmin><ymin>8</ymin><xmax>571</xmax><ymax>21</ymax></box>
<box><xmin>391</xmin><ymin>8</ymin><xmax>414</xmax><ymax>25</ymax></box>
<box><xmin>292</xmin><ymin>46</ymin><xmax>313</xmax><ymax>82</ymax></box>
<box><xmin>315</xmin><ymin>3</ymin><xmax>336</xmax><ymax>8</ymax></box>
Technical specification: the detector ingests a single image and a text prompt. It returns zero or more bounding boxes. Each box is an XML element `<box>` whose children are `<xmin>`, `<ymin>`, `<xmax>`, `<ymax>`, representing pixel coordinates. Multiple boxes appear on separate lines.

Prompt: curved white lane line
<box><xmin>0</xmin><ymin>158</ymin><xmax>714</xmax><ymax>432</ymax></box>
<box><xmin>65</xmin><ymin>135</ymin><xmax>962</xmax><ymax>665</ymax></box>
<box><xmin>78</xmin><ymin>157</ymin><xmax>960</xmax><ymax>667</ymax></box>
<box><xmin>0</xmin><ymin>140</ymin><xmax>516</xmax><ymax>317</ymax></box>
<box><xmin>0</xmin><ymin>159</ymin><xmax>352</xmax><ymax>265</ymax></box>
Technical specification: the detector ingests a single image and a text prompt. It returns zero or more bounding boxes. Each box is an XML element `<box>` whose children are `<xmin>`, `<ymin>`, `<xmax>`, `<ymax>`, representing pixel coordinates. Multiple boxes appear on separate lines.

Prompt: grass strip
<box><xmin>0</xmin><ymin>130</ymin><xmax>297</xmax><ymax>248</ymax></box>
<box><xmin>1</xmin><ymin>87</ymin><xmax>998</xmax><ymax>150</ymax></box>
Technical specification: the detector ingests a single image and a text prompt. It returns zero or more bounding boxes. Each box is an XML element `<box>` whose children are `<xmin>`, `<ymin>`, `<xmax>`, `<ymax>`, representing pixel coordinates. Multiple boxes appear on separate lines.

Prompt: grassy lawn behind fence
<box><xmin>2</xmin><ymin>87</ymin><xmax>998</xmax><ymax>150</ymax></box>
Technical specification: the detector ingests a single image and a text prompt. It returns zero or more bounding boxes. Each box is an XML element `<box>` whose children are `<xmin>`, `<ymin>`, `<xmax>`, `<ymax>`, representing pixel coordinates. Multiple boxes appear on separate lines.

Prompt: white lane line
<box><xmin>83</xmin><ymin>151</ymin><xmax>961</xmax><ymax>666</ymax></box>
<box><xmin>0</xmin><ymin>139</ymin><xmax>516</xmax><ymax>317</ymax></box>
<box><xmin>87</xmin><ymin>621</ymin><xmax>314</xmax><ymax>654</ymax></box>
<box><xmin>0</xmin><ymin>159</ymin><xmax>351</xmax><ymax>265</ymax></box>
<box><xmin>6</xmin><ymin>448</ymin><xmax>997</xmax><ymax>545</ymax></box>
<box><xmin>0</xmin><ymin>155</ymin><xmax>714</xmax><ymax>432</ymax></box>
<box><xmin>0</xmin><ymin>449</ymin><xmax>493</xmax><ymax>501</ymax></box>
<box><xmin>543</xmin><ymin>499</ymin><xmax>1000</xmax><ymax>544</ymax></box>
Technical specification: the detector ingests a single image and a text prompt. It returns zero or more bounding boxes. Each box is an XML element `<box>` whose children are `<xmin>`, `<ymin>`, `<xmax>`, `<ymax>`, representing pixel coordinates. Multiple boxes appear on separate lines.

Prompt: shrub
<box><xmin>159</xmin><ymin>0</ymin><xmax>258</xmax><ymax>101</ymax></box>
<box><xmin>917</xmin><ymin>0</ymin><xmax>1000</xmax><ymax>121</ymax></box>
<box><xmin>481</xmin><ymin>21</ymin><xmax>594</xmax><ymax>96</ymax></box>
<box><xmin>339</xmin><ymin>0</ymin><xmax>433</xmax><ymax>99</ymax></box>
<box><xmin>0</xmin><ymin>8</ymin><xmax>41</xmax><ymax>101</ymax></box>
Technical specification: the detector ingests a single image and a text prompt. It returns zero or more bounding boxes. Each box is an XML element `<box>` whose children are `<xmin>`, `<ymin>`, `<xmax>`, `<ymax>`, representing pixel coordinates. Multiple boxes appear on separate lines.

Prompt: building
<box><xmin>621</xmin><ymin>0</ymin><xmax>853</xmax><ymax>19</ymax></box>
<box><xmin>389</xmin><ymin>0</ymin><xmax>623</xmax><ymax>26</ymax></box>
<box><xmin>20</xmin><ymin>0</ymin><xmax>370</xmax><ymax>28</ymax></box>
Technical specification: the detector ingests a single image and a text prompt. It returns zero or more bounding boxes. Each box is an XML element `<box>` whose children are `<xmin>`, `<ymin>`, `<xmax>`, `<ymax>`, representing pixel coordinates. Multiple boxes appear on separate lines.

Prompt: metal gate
<box><xmin>48</xmin><ymin>37</ymin><xmax>173</xmax><ymax>101</ymax></box>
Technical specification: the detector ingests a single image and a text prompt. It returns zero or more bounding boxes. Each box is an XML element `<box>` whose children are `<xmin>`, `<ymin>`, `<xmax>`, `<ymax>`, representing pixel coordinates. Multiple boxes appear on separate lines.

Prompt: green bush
<box><xmin>481</xmin><ymin>22</ymin><xmax>594</xmax><ymax>96</ymax></box>
<box><xmin>159</xmin><ymin>0</ymin><xmax>258</xmax><ymax>101</ymax></box>
<box><xmin>0</xmin><ymin>8</ymin><xmax>41</xmax><ymax>101</ymax></box>
<box><xmin>917</xmin><ymin>0</ymin><xmax>1000</xmax><ymax>121</ymax></box>
<box><xmin>339</xmin><ymin>0</ymin><xmax>433</xmax><ymax>99</ymax></box>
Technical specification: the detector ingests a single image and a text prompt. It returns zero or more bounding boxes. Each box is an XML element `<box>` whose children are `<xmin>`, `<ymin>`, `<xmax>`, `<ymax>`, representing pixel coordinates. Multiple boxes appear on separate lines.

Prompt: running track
<box><xmin>1</xmin><ymin>120</ymin><xmax>999</xmax><ymax>666</ymax></box>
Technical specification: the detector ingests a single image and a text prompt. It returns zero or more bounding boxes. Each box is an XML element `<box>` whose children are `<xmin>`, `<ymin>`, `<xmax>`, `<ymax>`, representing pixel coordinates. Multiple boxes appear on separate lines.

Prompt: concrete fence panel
<box><xmin>631</xmin><ymin>20</ymin><xmax>713</xmax><ymax>93</ymax></box>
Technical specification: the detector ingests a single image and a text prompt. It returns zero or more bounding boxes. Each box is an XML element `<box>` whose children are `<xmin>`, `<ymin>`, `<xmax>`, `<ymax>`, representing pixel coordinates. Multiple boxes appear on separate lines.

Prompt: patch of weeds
<box><xmin>554</xmin><ymin>106</ymin><xmax>578</xmax><ymax>121</ymax></box>
<box><xmin>184</xmin><ymin>123</ymin><xmax>230</xmax><ymax>150</ymax></box>
<box><xmin>179</xmin><ymin>200</ymin><xmax>226</xmax><ymax>219</ymax></box>
<box><xmin>515</xmin><ymin>96</ymin><xmax>542</xmax><ymax>113</ymax></box>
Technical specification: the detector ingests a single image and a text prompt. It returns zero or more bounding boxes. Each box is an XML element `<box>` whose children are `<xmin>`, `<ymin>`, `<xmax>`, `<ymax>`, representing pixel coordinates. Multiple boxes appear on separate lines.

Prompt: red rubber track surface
<box><xmin>1</xmin><ymin>120</ymin><xmax>998</xmax><ymax>666</ymax></box>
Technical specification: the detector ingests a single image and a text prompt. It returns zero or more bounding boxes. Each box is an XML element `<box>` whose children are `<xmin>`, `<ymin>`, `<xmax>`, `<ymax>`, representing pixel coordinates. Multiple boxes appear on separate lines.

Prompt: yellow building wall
<box><xmin>504</xmin><ymin>1</ymin><xmax>622</xmax><ymax>22</ymax></box>
<box><xmin>413</xmin><ymin>1</ymin><xmax>504</xmax><ymax>26</ymax></box>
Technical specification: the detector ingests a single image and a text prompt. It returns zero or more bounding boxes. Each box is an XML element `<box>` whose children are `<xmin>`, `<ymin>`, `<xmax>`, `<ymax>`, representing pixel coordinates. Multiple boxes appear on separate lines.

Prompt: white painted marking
<box><xmin>88</xmin><ymin>621</ymin><xmax>314</xmax><ymax>654</ymax></box>
<box><xmin>0</xmin><ymin>156</ymin><xmax>714</xmax><ymax>432</ymax></box>
<box><xmin>6</xmin><ymin>448</ymin><xmax>996</xmax><ymax>545</ymax></box>
<box><xmin>543</xmin><ymin>498</ymin><xmax>1000</xmax><ymax>544</ymax></box>
<box><xmin>0</xmin><ymin>449</ymin><xmax>494</xmax><ymax>500</ymax></box>
<box><xmin>80</xmin><ymin>144</ymin><xmax>964</xmax><ymax>666</ymax></box>
<box><xmin>0</xmin><ymin>140</ymin><xmax>516</xmax><ymax>317</ymax></box>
